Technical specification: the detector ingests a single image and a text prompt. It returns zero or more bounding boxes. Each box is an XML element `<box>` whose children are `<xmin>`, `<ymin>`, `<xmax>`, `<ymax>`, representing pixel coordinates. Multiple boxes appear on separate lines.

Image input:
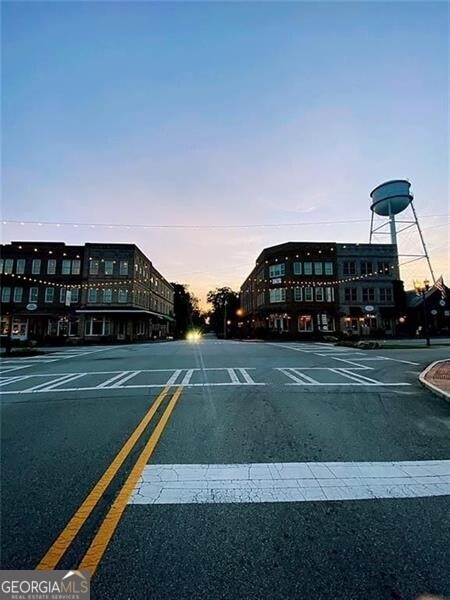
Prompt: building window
<box><xmin>103</xmin><ymin>288</ymin><xmax>113</xmax><ymax>303</ymax></box>
<box><xmin>294</xmin><ymin>287</ymin><xmax>303</xmax><ymax>302</ymax></box>
<box><xmin>44</xmin><ymin>288</ymin><xmax>54</xmax><ymax>303</ymax></box>
<box><xmin>324</xmin><ymin>262</ymin><xmax>333</xmax><ymax>275</ymax></box>
<box><xmin>343</xmin><ymin>261</ymin><xmax>356</xmax><ymax>276</ymax></box>
<box><xmin>72</xmin><ymin>259</ymin><xmax>81</xmax><ymax>275</ymax></box>
<box><xmin>104</xmin><ymin>260</ymin><xmax>114</xmax><ymax>275</ymax></box>
<box><xmin>85</xmin><ymin>316</ymin><xmax>111</xmax><ymax>336</ymax></box>
<box><xmin>32</xmin><ymin>259</ymin><xmax>41</xmax><ymax>275</ymax></box>
<box><xmin>119</xmin><ymin>260</ymin><xmax>129</xmax><ymax>276</ymax></box>
<box><xmin>303</xmin><ymin>262</ymin><xmax>313</xmax><ymax>275</ymax></box>
<box><xmin>293</xmin><ymin>262</ymin><xmax>302</xmax><ymax>275</ymax></box>
<box><xmin>28</xmin><ymin>287</ymin><xmax>38</xmax><ymax>303</ymax></box>
<box><xmin>89</xmin><ymin>260</ymin><xmax>99</xmax><ymax>275</ymax></box>
<box><xmin>362</xmin><ymin>288</ymin><xmax>375</xmax><ymax>302</ymax></box>
<box><xmin>0</xmin><ymin>259</ymin><xmax>3</xmax><ymax>273</ymax></box>
<box><xmin>298</xmin><ymin>315</ymin><xmax>313</xmax><ymax>332</ymax></box>
<box><xmin>269</xmin><ymin>263</ymin><xmax>285</xmax><ymax>278</ymax></box>
<box><xmin>16</xmin><ymin>259</ymin><xmax>25</xmax><ymax>274</ymax></box>
<box><xmin>88</xmin><ymin>288</ymin><xmax>98</xmax><ymax>303</ymax></box>
<box><xmin>47</xmin><ymin>259</ymin><xmax>56</xmax><ymax>274</ymax></box>
<box><xmin>314</xmin><ymin>262</ymin><xmax>323</xmax><ymax>275</ymax></box>
<box><xmin>361</xmin><ymin>261</ymin><xmax>373</xmax><ymax>276</ymax></box>
<box><xmin>13</xmin><ymin>287</ymin><xmax>23</xmax><ymax>303</ymax></box>
<box><xmin>118</xmin><ymin>289</ymin><xmax>128</xmax><ymax>303</ymax></box>
<box><xmin>62</xmin><ymin>260</ymin><xmax>71</xmax><ymax>275</ymax></box>
<box><xmin>378</xmin><ymin>261</ymin><xmax>390</xmax><ymax>274</ymax></box>
<box><xmin>60</xmin><ymin>288</ymin><xmax>66</xmax><ymax>303</ymax></box>
<box><xmin>318</xmin><ymin>314</ymin><xmax>335</xmax><ymax>332</ymax></box>
<box><xmin>315</xmin><ymin>287</ymin><xmax>324</xmax><ymax>301</ymax></box>
<box><xmin>71</xmin><ymin>288</ymin><xmax>79</xmax><ymax>303</ymax></box>
<box><xmin>4</xmin><ymin>259</ymin><xmax>14</xmax><ymax>274</ymax></box>
<box><xmin>1</xmin><ymin>287</ymin><xmax>11</xmax><ymax>302</ymax></box>
<box><xmin>269</xmin><ymin>288</ymin><xmax>286</xmax><ymax>303</ymax></box>
<box><xmin>379</xmin><ymin>287</ymin><xmax>393</xmax><ymax>303</ymax></box>
<box><xmin>325</xmin><ymin>287</ymin><xmax>335</xmax><ymax>302</ymax></box>
<box><xmin>304</xmin><ymin>287</ymin><xmax>313</xmax><ymax>302</ymax></box>
<box><xmin>344</xmin><ymin>288</ymin><xmax>358</xmax><ymax>302</ymax></box>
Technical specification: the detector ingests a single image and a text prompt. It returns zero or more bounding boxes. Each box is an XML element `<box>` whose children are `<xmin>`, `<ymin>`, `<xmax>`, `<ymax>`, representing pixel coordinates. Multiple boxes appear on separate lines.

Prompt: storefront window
<box><xmin>298</xmin><ymin>315</ymin><xmax>313</xmax><ymax>332</ymax></box>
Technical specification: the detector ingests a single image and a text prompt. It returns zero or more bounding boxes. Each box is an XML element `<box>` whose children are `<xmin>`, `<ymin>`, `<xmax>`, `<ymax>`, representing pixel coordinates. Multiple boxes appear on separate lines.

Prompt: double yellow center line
<box><xmin>37</xmin><ymin>385</ymin><xmax>183</xmax><ymax>576</ymax></box>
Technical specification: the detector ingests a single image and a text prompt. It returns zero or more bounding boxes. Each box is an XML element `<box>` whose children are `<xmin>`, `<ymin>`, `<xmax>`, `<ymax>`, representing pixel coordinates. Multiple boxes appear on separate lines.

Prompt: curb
<box><xmin>419</xmin><ymin>360</ymin><xmax>450</xmax><ymax>402</ymax></box>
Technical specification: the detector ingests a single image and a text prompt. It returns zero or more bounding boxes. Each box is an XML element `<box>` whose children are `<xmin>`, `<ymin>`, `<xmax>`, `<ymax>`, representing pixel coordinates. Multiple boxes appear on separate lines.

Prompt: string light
<box><xmin>2</xmin><ymin>214</ymin><xmax>448</xmax><ymax>230</ymax></box>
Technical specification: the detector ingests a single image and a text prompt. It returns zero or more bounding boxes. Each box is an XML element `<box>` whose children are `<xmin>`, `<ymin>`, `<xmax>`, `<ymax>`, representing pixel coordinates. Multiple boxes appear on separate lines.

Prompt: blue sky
<box><xmin>2</xmin><ymin>1</ymin><xmax>448</xmax><ymax>304</ymax></box>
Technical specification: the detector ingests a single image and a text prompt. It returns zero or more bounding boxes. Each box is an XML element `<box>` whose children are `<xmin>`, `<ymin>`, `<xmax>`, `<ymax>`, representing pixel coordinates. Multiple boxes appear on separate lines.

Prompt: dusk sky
<box><xmin>2</xmin><ymin>1</ymin><xmax>448</xmax><ymax>307</ymax></box>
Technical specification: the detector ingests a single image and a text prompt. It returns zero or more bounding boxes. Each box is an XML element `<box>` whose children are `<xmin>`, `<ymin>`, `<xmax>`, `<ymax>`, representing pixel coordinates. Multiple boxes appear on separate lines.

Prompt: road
<box><xmin>1</xmin><ymin>337</ymin><xmax>449</xmax><ymax>599</ymax></box>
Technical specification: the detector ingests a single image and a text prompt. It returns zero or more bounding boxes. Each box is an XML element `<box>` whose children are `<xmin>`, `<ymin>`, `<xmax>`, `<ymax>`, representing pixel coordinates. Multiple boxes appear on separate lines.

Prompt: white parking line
<box><xmin>130</xmin><ymin>460</ymin><xmax>450</xmax><ymax>505</ymax></box>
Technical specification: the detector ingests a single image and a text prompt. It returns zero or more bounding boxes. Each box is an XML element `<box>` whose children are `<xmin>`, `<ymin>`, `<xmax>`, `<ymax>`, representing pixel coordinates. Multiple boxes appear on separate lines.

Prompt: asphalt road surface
<box><xmin>1</xmin><ymin>337</ymin><xmax>449</xmax><ymax>599</ymax></box>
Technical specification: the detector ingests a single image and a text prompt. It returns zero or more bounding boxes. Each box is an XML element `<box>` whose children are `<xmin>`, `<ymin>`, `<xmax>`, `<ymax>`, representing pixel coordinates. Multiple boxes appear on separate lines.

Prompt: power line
<box><xmin>1</xmin><ymin>215</ymin><xmax>449</xmax><ymax>231</ymax></box>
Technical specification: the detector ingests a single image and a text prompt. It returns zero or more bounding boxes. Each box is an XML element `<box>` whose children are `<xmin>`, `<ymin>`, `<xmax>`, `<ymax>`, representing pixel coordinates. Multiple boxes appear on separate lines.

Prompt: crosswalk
<box><xmin>0</xmin><ymin>365</ymin><xmax>410</xmax><ymax>395</ymax></box>
<box><xmin>0</xmin><ymin>346</ymin><xmax>117</xmax><ymax>374</ymax></box>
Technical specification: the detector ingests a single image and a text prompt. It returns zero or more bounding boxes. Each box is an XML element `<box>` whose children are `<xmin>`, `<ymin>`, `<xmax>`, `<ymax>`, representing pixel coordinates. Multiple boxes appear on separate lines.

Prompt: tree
<box><xmin>206</xmin><ymin>287</ymin><xmax>240</xmax><ymax>337</ymax></box>
<box><xmin>171</xmin><ymin>283</ymin><xmax>203</xmax><ymax>338</ymax></box>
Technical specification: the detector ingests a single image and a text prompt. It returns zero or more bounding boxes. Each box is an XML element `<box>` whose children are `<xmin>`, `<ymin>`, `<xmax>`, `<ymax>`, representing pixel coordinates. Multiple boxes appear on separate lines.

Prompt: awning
<box><xmin>76</xmin><ymin>309</ymin><xmax>175</xmax><ymax>322</ymax></box>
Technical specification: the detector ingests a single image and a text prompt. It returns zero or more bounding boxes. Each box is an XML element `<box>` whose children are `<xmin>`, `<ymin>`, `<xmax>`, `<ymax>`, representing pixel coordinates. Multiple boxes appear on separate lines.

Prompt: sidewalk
<box><xmin>419</xmin><ymin>360</ymin><xmax>450</xmax><ymax>401</ymax></box>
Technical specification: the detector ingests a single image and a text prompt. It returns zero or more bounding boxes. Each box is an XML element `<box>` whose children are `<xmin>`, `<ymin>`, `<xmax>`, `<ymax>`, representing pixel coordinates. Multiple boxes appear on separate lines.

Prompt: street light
<box><xmin>414</xmin><ymin>278</ymin><xmax>431</xmax><ymax>347</ymax></box>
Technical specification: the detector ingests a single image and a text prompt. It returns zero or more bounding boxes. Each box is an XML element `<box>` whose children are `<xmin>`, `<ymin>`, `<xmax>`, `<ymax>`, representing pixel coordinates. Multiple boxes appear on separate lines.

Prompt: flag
<box><xmin>435</xmin><ymin>276</ymin><xmax>447</xmax><ymax>299</ymax></box>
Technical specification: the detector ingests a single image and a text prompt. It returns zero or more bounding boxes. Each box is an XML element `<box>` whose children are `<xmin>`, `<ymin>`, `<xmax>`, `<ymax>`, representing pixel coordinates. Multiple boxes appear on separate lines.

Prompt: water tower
<box><xmin>369</xmin><ymin>179</ymin><xmax>435</xmax><ymax>282</ymax></box>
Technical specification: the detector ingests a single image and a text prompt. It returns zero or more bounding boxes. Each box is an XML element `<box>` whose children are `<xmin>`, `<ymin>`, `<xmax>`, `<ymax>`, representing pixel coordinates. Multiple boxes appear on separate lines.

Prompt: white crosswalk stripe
<box><xmin>130</xmin><ymin>460</ymin><xmax>450</xmax><ymax>505</ymax></box>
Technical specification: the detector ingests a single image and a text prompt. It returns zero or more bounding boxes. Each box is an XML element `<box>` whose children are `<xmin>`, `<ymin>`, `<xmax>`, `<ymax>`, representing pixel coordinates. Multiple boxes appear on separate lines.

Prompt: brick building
<box><xmin>240</xmin><ymin>241</ymin><xmax>404</xmax><ymax>337</ymax></box>
<box><xmin>0</xmin><ymin>241</ymin><xmax>174</xmax><ymax>343</ymax></box>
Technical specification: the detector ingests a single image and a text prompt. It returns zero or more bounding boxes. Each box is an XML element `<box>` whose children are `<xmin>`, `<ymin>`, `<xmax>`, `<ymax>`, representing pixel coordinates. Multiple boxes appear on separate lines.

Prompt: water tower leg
<box><xmin>410</xmin><ymin>201</ymin><xmax>436</xmax><ymax>284</ymax></box>
<box><xmin>369</xmin><ymin>211</ymin><xmax>374</xmax><ymax>243</ymax></box>
<box><xmin>389</xmin><ymin>212</ymin><xmax>398</xmax><ymax>248</ymax></box>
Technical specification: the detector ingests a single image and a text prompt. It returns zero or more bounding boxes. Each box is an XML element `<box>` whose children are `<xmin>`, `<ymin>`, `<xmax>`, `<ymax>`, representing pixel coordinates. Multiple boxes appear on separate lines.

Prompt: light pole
<box><xmin>221</xmin><ymin>296</ymin><xmax>228</xmax><ymax>339</ymax></box>
<box><xmin>414</xmin><ymin>279</ymin><xmax>431</xmax><ymax>347</ymax></box>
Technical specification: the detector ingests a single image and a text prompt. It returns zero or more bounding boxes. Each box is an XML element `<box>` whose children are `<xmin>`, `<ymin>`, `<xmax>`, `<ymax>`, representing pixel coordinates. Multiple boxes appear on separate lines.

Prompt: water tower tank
<box><xmin>370</xmin><ymin>179</ymin><xmax>413</xmax><ymax>217</ymax></box>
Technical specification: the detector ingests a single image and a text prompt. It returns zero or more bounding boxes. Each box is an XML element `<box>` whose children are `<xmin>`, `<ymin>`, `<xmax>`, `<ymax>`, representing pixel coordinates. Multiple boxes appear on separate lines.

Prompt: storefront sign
<box><xmin>26</xmin><ymin>303</ymin><xmax>37</xmax><ymax>311</ymax></box>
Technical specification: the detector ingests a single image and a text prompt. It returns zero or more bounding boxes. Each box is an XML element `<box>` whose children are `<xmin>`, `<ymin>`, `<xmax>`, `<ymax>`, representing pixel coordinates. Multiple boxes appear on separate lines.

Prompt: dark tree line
<box><xmin>206</xmin><ymin>287</ymin><xmax>240</xmax><ymax>338</ymax></box>
<box><xmin>171</xmin><ymin>283</ymin><xmax>203</xmax><ymax>339</ymax></box>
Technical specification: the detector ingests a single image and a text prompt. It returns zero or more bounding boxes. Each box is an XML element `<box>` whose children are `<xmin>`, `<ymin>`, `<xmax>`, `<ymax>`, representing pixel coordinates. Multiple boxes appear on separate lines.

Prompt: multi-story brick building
<box><xmin>240</xmin><ymin>241</ymin><xmax>404</xmax><ymax>337</ymax></box>
<box><xmin>78</xmin><ymin>243</ymin><xmax>174</xmax><ymax>341</ymax></box>
<box><xmin>0</xmin><ymin>241</ymin><xmax>84</xmax><ymax>341</ymax></box>
<box><xmin>0</xmin><ymin>241</ymin><xmax>174</xmax><ymax>343</ymax></box>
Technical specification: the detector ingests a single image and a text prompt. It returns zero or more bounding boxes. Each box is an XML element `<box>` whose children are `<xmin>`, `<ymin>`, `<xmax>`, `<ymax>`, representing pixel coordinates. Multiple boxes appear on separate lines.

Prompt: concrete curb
<box><xmin>419</xmin><ymin>360</ymin><xmax>450</xmax><ymax>402</ymax></box>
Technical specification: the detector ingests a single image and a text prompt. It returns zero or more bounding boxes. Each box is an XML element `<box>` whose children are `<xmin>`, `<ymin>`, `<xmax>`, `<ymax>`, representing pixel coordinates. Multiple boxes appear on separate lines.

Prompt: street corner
<box><xmin>419</xmin><ymin>359</ymin><xmax>450</xmax><ymax>402</ymax></box>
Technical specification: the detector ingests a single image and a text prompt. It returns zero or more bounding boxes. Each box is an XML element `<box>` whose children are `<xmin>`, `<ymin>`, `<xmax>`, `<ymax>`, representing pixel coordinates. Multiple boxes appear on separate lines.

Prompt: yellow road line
<box><xmin>36</xmin><ymin>386</ymin><xmax>171</xmax><ymax>570</ymax></box>
<box><xmin>79</xmin><ymin>386</ymin><xmax>183</xmax><ymax>576</ymax></box>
